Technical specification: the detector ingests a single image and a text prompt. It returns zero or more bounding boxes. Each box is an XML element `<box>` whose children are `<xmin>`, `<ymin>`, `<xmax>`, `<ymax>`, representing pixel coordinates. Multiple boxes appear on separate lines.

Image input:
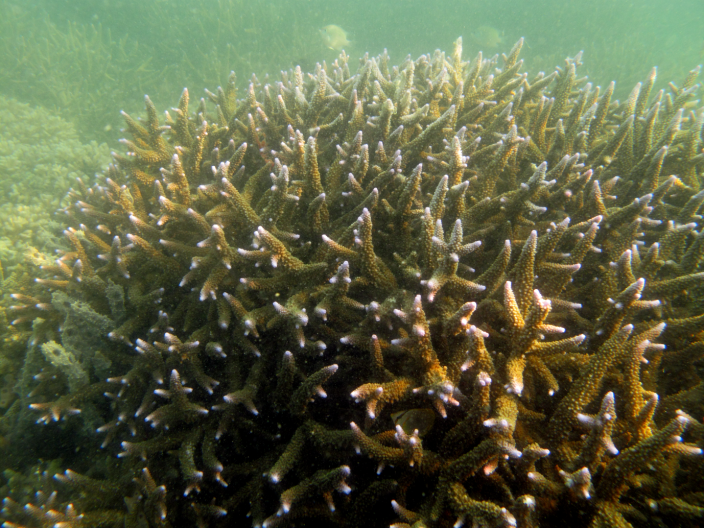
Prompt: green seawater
<box><xmin>1</xmin><ymin>0</ymin><xmax>702</xmax><ymax>145</ymax></box>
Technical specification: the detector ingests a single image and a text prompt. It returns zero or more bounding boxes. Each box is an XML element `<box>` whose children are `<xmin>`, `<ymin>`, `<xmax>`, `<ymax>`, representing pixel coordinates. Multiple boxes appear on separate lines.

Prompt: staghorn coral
<box><xmin>3</xmin><ymin>37</ymin><xmax>704</xmax><ymax>528</ymax></box>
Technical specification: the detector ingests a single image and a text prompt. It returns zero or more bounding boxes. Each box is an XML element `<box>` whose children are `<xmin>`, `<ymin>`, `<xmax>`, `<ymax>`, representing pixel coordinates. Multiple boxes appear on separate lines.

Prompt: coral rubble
<box><xmin>3</xmin><ymin>38</ymin><xmax>704</xmax><ymax>528</ymax></box>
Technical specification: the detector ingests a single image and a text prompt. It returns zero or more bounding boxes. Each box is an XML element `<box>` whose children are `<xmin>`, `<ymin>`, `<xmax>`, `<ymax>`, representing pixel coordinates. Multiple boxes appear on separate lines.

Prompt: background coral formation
<box><xmin>0</xmin><ymin>95</ymin><xmax>110</xmax><ymax>442</ymax></box>
<box><xmin>0</xmin><ymin>0</ymin><xmax>328</xmax><ymax>144</ymax></box>
<box><xmin>0</xmin><ymin>95</ymin><xmax>111</xmax><ymax>270</ymax></box>
<box><xmin>2</xmin><ymin>36</ymin><xmax>704</xmax><ymax>528</ymax></box>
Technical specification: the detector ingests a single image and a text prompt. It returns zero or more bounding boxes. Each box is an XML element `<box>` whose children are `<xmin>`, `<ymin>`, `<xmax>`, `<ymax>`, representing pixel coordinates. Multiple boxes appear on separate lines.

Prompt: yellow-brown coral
<box><xmin>3</xmin><ymin>37</ymin><xmax>704</xmax><ymax>528</ymax></box>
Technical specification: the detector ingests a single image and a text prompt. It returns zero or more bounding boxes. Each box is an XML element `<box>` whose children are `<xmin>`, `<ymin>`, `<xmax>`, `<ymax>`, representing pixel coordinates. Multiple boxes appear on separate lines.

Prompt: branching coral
<box><xmin>3</xmin><ymin>37</ymin><xmax>704</xmax><ymax>528</ymax></box>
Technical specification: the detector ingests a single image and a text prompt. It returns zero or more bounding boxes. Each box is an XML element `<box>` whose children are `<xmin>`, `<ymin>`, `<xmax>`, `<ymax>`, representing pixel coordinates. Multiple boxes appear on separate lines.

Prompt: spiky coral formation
<box><xmin>4</xmin><ymin>38</ymin><xmax>704</xmax><ymax>528</ymax></box>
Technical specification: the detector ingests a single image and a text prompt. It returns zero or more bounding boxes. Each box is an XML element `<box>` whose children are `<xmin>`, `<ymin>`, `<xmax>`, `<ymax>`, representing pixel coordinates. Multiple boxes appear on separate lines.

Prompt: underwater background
<box><xmin>1</xmin><ymin>0</ymin><xmax>704</xmax><ymax>527</ymax></box>
<box><xmin>2</xmin><ymin>0</ymin><xmax>703</xmax><ymax>145</ymax></box>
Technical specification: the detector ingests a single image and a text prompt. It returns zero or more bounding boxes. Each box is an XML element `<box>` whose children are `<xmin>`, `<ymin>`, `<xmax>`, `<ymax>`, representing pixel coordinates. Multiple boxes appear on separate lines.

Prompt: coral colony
<box><xmin>3</xmin><ymin>38</ymin><xmax>704</xmax><ymax>527</ymax></box>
